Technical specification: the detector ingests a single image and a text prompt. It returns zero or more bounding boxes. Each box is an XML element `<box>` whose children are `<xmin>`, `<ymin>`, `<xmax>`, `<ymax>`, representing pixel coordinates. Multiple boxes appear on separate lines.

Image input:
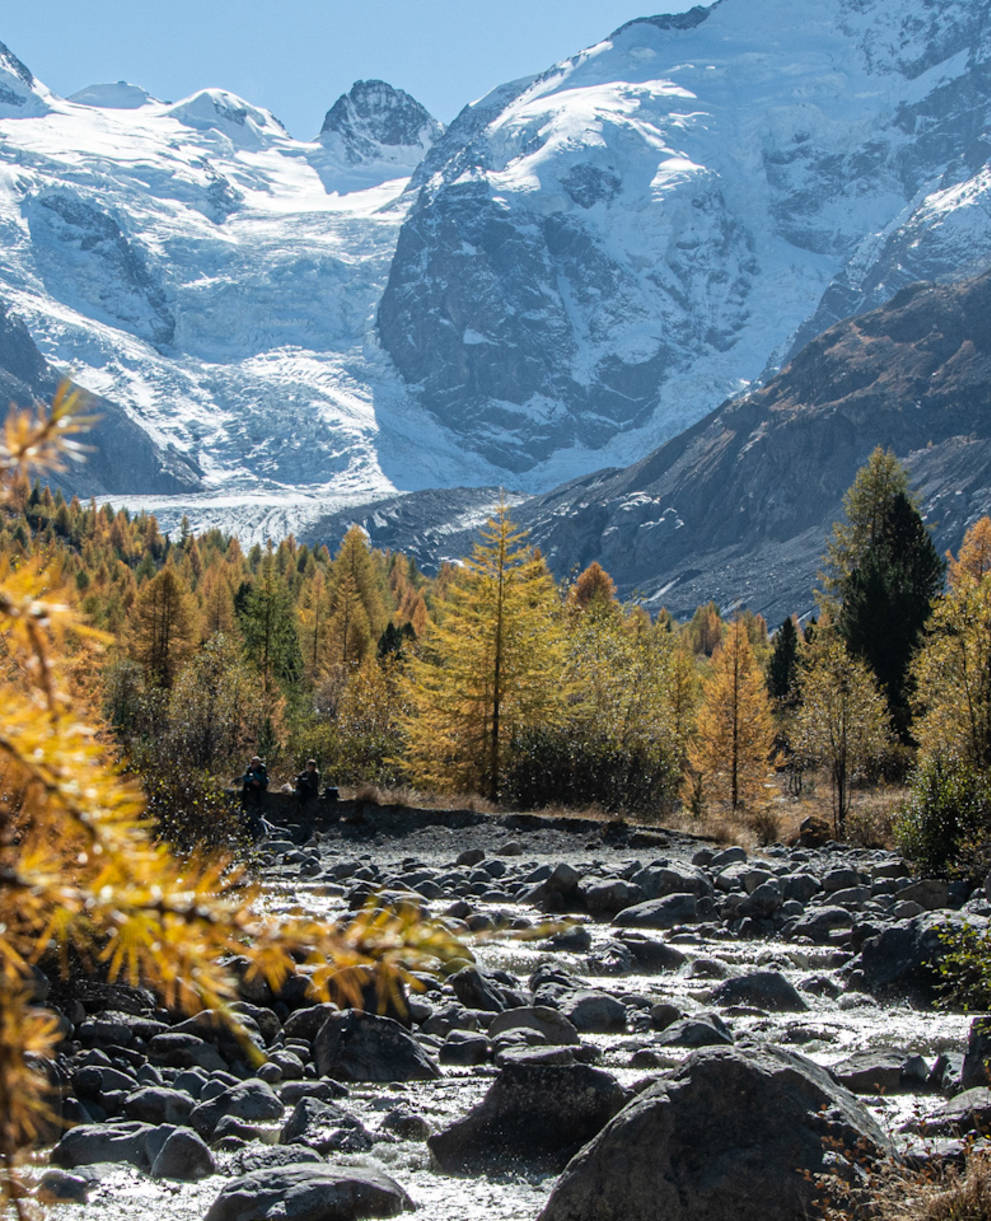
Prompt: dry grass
<box><xmin>339</xmin><ymin>773</ymin><xmax>907</xmax><ymax>854</ymax></box>
<box><xmin>819</xmin><ymin>1147</ymin><xmax>991</xmax><ymax>1221</ymax></box>
<box><xmin>342</xmin><ymin>783</ymin><xmax>500</xmax><ymax>815</ymax></box>
<box><xmin>844</xmin><ymin>787</ymin><xmax>905</xmax><ymax>849</ymax></box>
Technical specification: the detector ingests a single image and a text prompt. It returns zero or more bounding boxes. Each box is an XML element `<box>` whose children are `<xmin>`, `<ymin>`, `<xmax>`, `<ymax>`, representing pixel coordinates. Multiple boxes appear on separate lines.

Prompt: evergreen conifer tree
<box><xmin>767</xmin><ymin>616</ymin><xmax>800</xmax><ymax>704</ymax></box>
<box><xmin>824</xmin><ymin>449</ymin><xmax>943</xmax><ymax>736</ymax></box>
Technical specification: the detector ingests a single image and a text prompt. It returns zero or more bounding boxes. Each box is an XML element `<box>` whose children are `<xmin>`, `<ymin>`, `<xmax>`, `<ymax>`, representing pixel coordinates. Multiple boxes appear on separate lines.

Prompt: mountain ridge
<box><xmin>0</xmin><ymin>4</ymin><xmax>990</xmax><ymax>555</ymax></box>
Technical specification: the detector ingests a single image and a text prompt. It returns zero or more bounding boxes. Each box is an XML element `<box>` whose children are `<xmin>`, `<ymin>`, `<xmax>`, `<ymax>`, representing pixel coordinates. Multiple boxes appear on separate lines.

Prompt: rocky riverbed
<box><xmin>29</xmin><ymin>801</ymin><xmax>991</xmax><ymax>1220</ymax></box>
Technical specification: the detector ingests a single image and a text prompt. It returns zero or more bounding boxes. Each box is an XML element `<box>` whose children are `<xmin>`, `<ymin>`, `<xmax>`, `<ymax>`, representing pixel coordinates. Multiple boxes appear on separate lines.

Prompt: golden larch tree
<box><xmin>688</xmin><ymin>616</ymin><xmax>777</xmax><ymax>812</ymax></box>
<box><xmin>129</xmin><ymin>564</ymin><xmax>197</xmax><ymax>688</ymax></box>
<box><xmin>0</xmin><ymin>392</ymin><xmax>468</xmax><ymax>1204</ymax></box>
<box><xmin>795</xmin><ymin>622</ymin><xmax>890</xmax><ymax>835</ymax></box>
<box><xmin>948</xmin><ymin>515</ymin><xmax>991</xmax><ymax>590</ymax></box>
<box><xmin>399</xmin><ymin>505</ymin><xmax>567</xmax><ymax>801</ymax></box>
<box><xmin>912</xmin><ymin>566</ymin><xmax>991</xmax><ymax>769</ymax></box>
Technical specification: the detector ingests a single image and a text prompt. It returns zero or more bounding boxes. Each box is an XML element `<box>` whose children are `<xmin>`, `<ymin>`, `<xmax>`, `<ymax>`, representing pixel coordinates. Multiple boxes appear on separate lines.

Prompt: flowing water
<box><xmin>35</xmin><ymin>837</ymin><xmax>975</xmax><ymax>1220</ymax></box>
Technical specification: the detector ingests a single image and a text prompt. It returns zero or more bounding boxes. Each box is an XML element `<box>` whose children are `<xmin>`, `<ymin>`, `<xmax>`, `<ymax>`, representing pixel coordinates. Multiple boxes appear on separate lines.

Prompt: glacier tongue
<box><xmin>1</xmin><ymin>0</ymin><xmax>991</xmax><ymax>529</ymax></box>
<box><xmin>0</xmin><ymin>71</ymin><xmax>458</xmax><ymax>507</ymax></box>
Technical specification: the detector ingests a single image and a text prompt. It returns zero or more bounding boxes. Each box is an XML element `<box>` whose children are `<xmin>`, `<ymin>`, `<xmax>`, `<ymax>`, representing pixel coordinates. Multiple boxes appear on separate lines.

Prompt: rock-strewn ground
<box><xmin>31</xmin><ymin>800</ymin><xmax>991</xmax><ymax>1220</ymax></box>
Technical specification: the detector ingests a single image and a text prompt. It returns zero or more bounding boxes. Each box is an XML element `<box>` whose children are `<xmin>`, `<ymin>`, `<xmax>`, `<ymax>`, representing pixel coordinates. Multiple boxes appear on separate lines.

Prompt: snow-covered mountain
<box><xmin>0</xmin><ymin>0</ymin><xmax>991</xmax><ymax>541</ymax></box>
<box><xmin>0</xmin><ymin>58</ymin><xmax>463</xmax><ymax>536</ymax></box>
<box><xmin>379</xmin><ymin>0</ymin><xmax>991</xmax><ymax>476</ymax></box>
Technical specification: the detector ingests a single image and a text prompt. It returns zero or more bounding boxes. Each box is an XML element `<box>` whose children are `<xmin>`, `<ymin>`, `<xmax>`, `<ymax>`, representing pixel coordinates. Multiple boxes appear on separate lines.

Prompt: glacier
<box><xmin>0</xmin><ymin>0</ymin><xmax>990</xmax><ymax>541</ymax></box>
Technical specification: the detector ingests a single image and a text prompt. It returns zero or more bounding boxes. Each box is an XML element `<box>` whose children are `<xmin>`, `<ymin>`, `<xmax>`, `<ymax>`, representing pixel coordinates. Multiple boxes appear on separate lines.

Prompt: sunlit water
<box><xmin>35</xmin><ymin>844</ymin><xmax>975</xmax><ymax>1220</ymax></box>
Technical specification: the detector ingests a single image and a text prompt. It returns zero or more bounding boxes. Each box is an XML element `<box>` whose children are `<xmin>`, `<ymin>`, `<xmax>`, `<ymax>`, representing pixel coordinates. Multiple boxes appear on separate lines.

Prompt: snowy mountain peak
<box><xmin>612</xmin><ymin>5</ymin><xmax>718</xmax><ymax>37</ymax></box>
<box><xmin>0</xmin><ymin>39</ymin><xmax>49</xmax><ymax>117</ymax></box>
<box><xmin>164</xmin><ymin>89</ymin><xmax>288</xmax><ymax>148</ymax></box>
<box><xmin>69</xmin><ymin>81</ymin><xmax>157</xmax><ymax>110</ymax></box>
<box><xmin>319</xmin><ymin>79</ymin><xmax>443</xmax><ymax>167</ymax></box>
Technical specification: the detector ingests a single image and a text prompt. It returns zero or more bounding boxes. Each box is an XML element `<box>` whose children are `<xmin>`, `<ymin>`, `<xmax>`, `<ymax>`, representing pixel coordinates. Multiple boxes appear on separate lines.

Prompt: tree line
<box><xmin>5</xmin><ymin>443</ymin><xmax>987</xmax><ymax>870</ymax></box>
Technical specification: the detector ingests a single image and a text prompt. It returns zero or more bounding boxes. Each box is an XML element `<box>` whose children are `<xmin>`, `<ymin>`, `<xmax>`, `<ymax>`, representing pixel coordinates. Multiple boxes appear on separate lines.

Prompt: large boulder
<box><xmin>856</xmin><ymin>913</ymin><xmax>982</xmax><ymax>1001</ymax></box>
<box><xmin>279</xmin><ymin>1096</ymin><xmax>375</xmax><ymax>1154</ymax></box>
<box><xmin>203</xmin><ymin>1163</ymin><xmax>413</xmax><ymax>1221</ymax></box>
<box><xmin>149</xmin><ymin>1126</ymin><xmax>215</xmax><ymax>1180</ymax></box>
<box><xmin>450</xmin><ymin>965</ymin><xmax>525</xmax><ymax>1012</ymax></box>
<box><xmin>313</xmin><ymin>1010</ymin><xmax>440</xmax><ymax>1082</ymax></box>
<box><xmin>429</xmin><ymin>1053</ymin><xmax>628</xmax><ymax>1173</ymax></box>
<box><xmin>633</xmin><ymin>863</ymin><xmax>713</xmax><ymax>899</ymax></box>
<box><xmin>612</xmin><ymin>894</ymin><xmax>701</xmax><ymax>929</ymax></box>
<box><xmin>188</xmin><ymin>1078</ymin><xmax>284</xmax><ymax>1138</ymax></box>
<box><xmin>488</xmin><ymin>1006</ymin><xmax>580</xmax><ymax>1045</ymax></box>
<box><xmin>539</xmin><ymin>1043</ymin><xmax>892</xmax><ymax>1221</ymax></box>
<box><xmin>711</xmin><ymin>970</ymin><xmax>807</xmax><ymax>1013</ymax></box>
<box><xmin>558</xmin><ymin>990</ymin><xmax>627</xmax><ymax>1033</ymax></box>
<box><xmin>961</xmin><ymin>1016</ymin><xmax>991</xmax><ymax>1090</ymax></box>
<box><xmin>51</xmin><ymin>1122</ymin><xmax>159</xmax><ymax>1171</ymax></box>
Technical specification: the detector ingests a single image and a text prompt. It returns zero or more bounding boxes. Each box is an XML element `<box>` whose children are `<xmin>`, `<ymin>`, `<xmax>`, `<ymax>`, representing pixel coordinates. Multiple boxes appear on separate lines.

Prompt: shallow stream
<box><xmin>36</xmin><ymin>833</ymin><xmax>974</xmax><ymax>1220</ymax></box>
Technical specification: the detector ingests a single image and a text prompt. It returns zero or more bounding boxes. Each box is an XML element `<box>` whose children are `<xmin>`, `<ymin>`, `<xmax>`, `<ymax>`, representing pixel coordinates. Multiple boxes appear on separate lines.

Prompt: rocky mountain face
<box><xmin>308</xmin><ymin>268</ymin><xmax>991</xmax><ymax>621</ymax></box>
<box><xmin>1</xmin><ymin>3</ymin><xmax>991</xmax><ymax>555</ymax></box>
<box><xmin>320</xmin><ymin>80</ymin><xmax>444</xmax><ymax>169</ymax></box>
<box><xmin>0</xmin><ymin>62</ymin><xmax>449</xmax><ymax>535</ymax></box>
<box><xmin>518</xmin><ymin>269</ymin><xmax>991</xmax><ymax>621</ymax></box>
<box><xmin>0</xmin><ymin>302</ymin><xmax>200</xmax><ymax>495</ymax></box>
<box><xmin>0</xmin><ymin>39</ymin><xmax>48</xmax><ymax>117</ymax></box>
<box><xmin>376</xmin><ymin>0</ymin><xmax>991</xmax><ymax>478</ymax></box>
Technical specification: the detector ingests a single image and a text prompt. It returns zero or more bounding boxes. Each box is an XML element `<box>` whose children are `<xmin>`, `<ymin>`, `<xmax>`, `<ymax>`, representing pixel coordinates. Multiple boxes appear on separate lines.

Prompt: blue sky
<box><xmin>1</xmin><ymin>1</ymin><xmax>698</xmax><ymax>139</ymax></box>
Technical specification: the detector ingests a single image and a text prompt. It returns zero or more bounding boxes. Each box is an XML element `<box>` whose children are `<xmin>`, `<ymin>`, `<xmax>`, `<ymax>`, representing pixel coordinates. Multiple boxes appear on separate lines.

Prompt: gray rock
<box><xmin>857</xmin><ymin>913</ymin><xmax>981</xmax><ymax>1002</ymax></box>
<box><xmin>616</xmin><ymin>933</ymin><xmax>687</xmax><ymax>972</ymax></box>
<box><xmin>711</xmin><ymin>971</ymin><xmax>807</xmax><ymax>1012</ymax></box>
<box><xmin>658</xmin><ymin>1017</ymin><xmax>733</xmax><ymax>1048</ymax></box>
<box><xmin>782</xmin><ymin>872</ymin><xmax>821</xmax><ymax>903</ymax></box>
<box><xmin>738</xmin><ymin>879</ymin><xmax>783</xmax><ymax>917</ymax></box>
<box><xmin>488</xmin><ymin>1006</ymin><xmax>580</xmax><ymax>1046</ymax></box>
<box><xmin>827</xmin><ymin>885</ymin><xmax>872</xmax><ymax>908</ymax></box>
<box><xmin>189</xmin><ymin>1078</ymin><xmax>284</xmax><ymax>1138</ymax></box>
<box><xmin>709</xmin><ymin>847</ymin><xmax>747</xmax><ymax>869</ymax></box>
<box><xmin>919</xmin><ymin>1087</ymin><xmax>991</xmax><ymax>1136</ymax></box>
<box><xmin>583</xmin><ymin>877</ymin><xmax>644</xmax><ymax>916</ymax></box>
<box><xmin>612</xmin><ymin>894</ymin><xmax>700</xmax><ymax>929</ymax></box>
<box><xmin>37</xmin><ymin>1168</ymin><xmax>98</xmax><ymax>1203</ymax></box>
<box><xmin>122</xmin><ymin>1086</ymin><xmax>194</xmax><ymax>1126</ymax></box>
<box><xmin>428</xmin><ymin>1056</ymin><xmax>628</xmax><ymax>1172</ymax></box>
<box><xmin>823</xmin><ymin>867</ymin><xmax>862</xmax><ymax>893</ymax></box>
<box><xmin>961</xmin><ymin>1016</ymin><xmax>991</xmax><ymax>1090</ymax></box>
<box><xmin>539</xmin><ymin>1044</ymin><xmax>892</xmax><ymax>1221</ymax></box>
<box><xmin>830</xmin><ymin>1049</ymin><xmax>914</xmax><ymax>1094</ymax></box>
<box><xmin>788</xmin><ymin>906</ymin><xmax>854</xmax><ymax>942</ymax></box>
<box><xmin>51</xmin><ymin>1122</ymin><xmax>158</xmax><ymax>1171</ymax></box>
<box><xmin>280</xmin><ymin>1096</ymin><xmax>374</xmax><ymax>1155</ymax></box>
<box><xmin>634</xmin><ymin>864</ymin><xmax>712</xmax><ymax>899</ymax></box>
<box><xmin>147</xmin><ymin>1032</ymin><xmax>227</xmax><ymax>1073</ymax></box>
<box><xmin>381</xmin><ymin>1107</ymin><xmax>433</xmax><ymax>1141</ymax></box>
<box><xmin>203</xmin><ymin>1162</ymin><xmax>413</xmax><ymax>1221</ymax></box>
<box><xmin>897</xmin><ymin>878</ymin><xmax>950</xmax><ymax>910</ymax></box>
<box><xmin>282</xmin><ymin>1002</ymin><xmax>340</xmax><ymax>1044</ymax></box>
<box><xmin>450</xmin><ymin>965</ymin><xmax>524</xmax><ymax>1012</ymax></box>
<box><xmin>279</xmin><ymin>1079</ymin><xmax>349</xmax><ymax>1106</ymax></box>
<box><xmin>559</xmin><ymin>990</ymin><xmax>627</xmax><ymax>1033</ymax></box>
<box><xmin>72</xmin><ymin>1065</ymin><xmax>138</xmax><ymax>1100</ymax></box>
<box><xmin>439</xmin><ymin>1030</ymin><xmax>489</xmax><ymax>1065</ymax></box>
<box><xmin>230</xmin><ymin>1142</ymin><xmax>327</xmax><ymax>1173</ymax></box>
<box><xmin>313</xmin><ymin>1010</ymin><xmax>440</xmax><ymax>1082</ymax></box>
<box><xmin>544</xmin><ymin>924</ymin><xmax>593</xmax><ymax>952</ymax></box>
<box><xmin>149</xmin><ymin>1126</ymin><xmax>215</xmax><ymax>1180</ymax></box>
